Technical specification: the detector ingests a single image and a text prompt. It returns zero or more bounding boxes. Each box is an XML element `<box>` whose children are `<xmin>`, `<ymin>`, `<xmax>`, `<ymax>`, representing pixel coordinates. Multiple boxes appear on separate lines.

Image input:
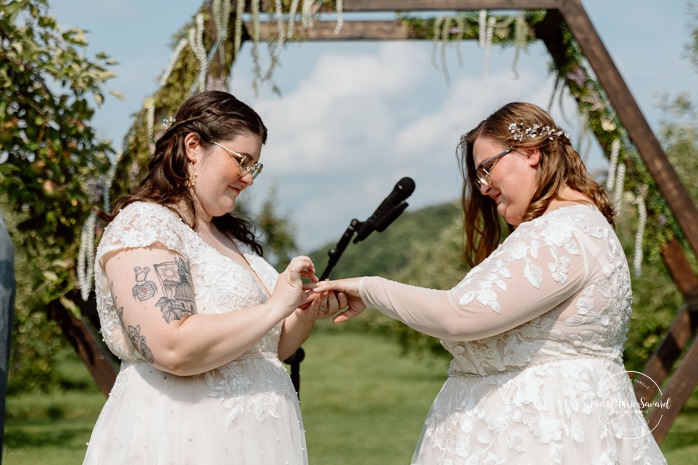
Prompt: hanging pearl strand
<box><xmin>145</xmin><ymin>97</ymin><xmax>155</xmax><ymax>147</ymax></box>
<box><xmin>478</xmin><ymin>10</ymin><xmax>487</xmax><ymax>47</ymax></box>
<box><xmin>612</xmin><ymin>162</ymin><xmax>626</xmax><ymax>215</ymax></box>
<box><xmin>189</xmin><ymin>13</ymin><xmax>208</xmax><ymax>92</ymax></box>
<box><xmin>431</xmin><ymin>16</ymin><xmax>444</xmax><ymax>71</ymax></box>
<box><xmin>334</xmin><ymin>0</ymin><xmax>344</xmax><ymax>35</ymax></box>
<box><xmin>287</xmin><ymin>0</ymin><xmax>301</xmax><ymax>38</ymax></box>
<box><xmin>631</xmin><ymin>187</ymin><xmax>648</xmax><ymax>276</ymax></box>
<box><xmin>605</xmin><ymin>138</ymin><xmax>620</xmax><ymax>192</ymax></box>
<box><xmin>454</xmin><ymin>15</ymin><xmax>465</xmax><ymax>67</ymax></box>
<box><xmin>274</xmin><ymin>0</ymin><xmax>286</xmax><ymax>52</ymax></box>
<box><xmin>440</xmin><ymin>17</ymin><xmax>452</xmax><ymax>85</ymax></box>
<box><xmin>159</xmin><ymin>38</ymin><xmax>188</xmax><ymax>87</ymax></box>
<box><xmin>77</xmin><ymin>211</ymin><xmax>97</xmax><ymax>301</ymax></box>
<box><xmin>483</xmin><ymin>15</ymin><xmax>495</xmax><ymax>90</ymax></box>
<box><xmin>511</xmin><ymin>11</ymin><xmax>527</xmax><ymax>79</ymax></box>
<box><xmin>213</xmin><ymin>0</ymin><xmax>230</xmax><ymax>62</ymax></box>
<box><xmin>76</xmin><ymin>150</ymin><xmax>124</xmax><ymax>302</ymax></box>
<box><xmin>250</xmin><ymin>0</ymin><xmax>262</xmax><ymax>92</ymax></box>
<box><xmin>262</xmin><ymin>0</ymin><xmax>286</xmax><ymax>82</ymax></box>
<box><xmin>301</xmin><ymin>0</ymin><xmax>314</xmax><ymax>29</ymax></box>
<box><xmin>102</xmin><ymin>151</ymin><xmax>123</xmax><ymax>212</ymax></box>
<box><xmin>234</xmin><ymin>0</ymin><xmax>245</xmax><ymax>57</ymax></box>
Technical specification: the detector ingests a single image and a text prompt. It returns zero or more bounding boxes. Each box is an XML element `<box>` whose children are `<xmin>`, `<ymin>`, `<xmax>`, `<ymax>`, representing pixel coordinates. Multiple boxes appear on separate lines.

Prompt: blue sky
<box><xmin>50</xmin><ymin>1</ymin><xmax>697</xmax><ymax>252</ymax></box>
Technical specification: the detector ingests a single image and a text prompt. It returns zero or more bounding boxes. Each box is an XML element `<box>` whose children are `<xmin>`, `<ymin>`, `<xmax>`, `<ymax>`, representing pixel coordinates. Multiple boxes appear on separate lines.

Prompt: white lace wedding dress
<box><xmin>359</xmin><ymin>205</ymin><xmax>666</xmax><ymax>464</ymax></box>
<box><xmin>83</xmin><ymin>202</ymin><xmax>307</xmax><ymax>465</ymax></box>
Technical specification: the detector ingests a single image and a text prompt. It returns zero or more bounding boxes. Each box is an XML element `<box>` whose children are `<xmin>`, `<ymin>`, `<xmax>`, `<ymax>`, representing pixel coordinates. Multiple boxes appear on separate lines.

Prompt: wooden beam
<box><xmin>250</xmin><ymin>20</ymin><xmax>417</xmax><ymax>41</ymax></box>
<box><xmin>558</xmin><ymin>0</ymin><xmax>698</xmax><ymax>260</ymax></box>
<box><xmin>634</xmin><ymin>237</ymin><xmax>698</xmax><ymax>403</ymax></box>
<box><xmin>340</xmin><ymin>0</ymin><xmax>562</xmax><ymax>11</ymax></box>
<box><xmin>256</xmin><ymin>0</ymin><xmax>563</xmax><ymax>12</ymax></box>
<box><xmin>661</xmin><ymin>237</ymin><xmax>698</xmax><ymax>298</ymax></box>
<box><xmin>635</xmin><ymin>303</ymin><xmax>697</xmax><ymax>404</ymax></box>
<box><xmin>646</xmin><ymin>334</ymin><xmax>698</xmax><ymax>444</ymax></box>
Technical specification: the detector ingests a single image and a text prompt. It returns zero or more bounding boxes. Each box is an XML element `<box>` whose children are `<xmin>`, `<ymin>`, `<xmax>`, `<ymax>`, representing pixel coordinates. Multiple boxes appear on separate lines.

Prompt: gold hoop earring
<box><xmin>184</xmin><ymin>162</ymin><xmax>197</xmax><ymax>188</ymax></box>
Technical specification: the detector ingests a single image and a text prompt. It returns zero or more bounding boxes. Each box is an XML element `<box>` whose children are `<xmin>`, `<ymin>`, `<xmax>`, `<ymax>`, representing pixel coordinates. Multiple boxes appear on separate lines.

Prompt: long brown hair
<box><xmin>457</xmin><ymin>102</ymin><xmax>614</xmax><ymax>267</ymax></box>
<box><xmin>103</xmin><ymin>90</ymin><xmax>267</xmax><ymax>255</ymax></box>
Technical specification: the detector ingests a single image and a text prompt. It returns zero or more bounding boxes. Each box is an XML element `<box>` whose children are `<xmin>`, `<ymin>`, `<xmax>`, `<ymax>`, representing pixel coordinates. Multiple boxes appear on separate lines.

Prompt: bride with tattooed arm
<box><xmin>82</xmin><ymin>90</ymin><xmax>344</xmax><ymax>465</ymax></box>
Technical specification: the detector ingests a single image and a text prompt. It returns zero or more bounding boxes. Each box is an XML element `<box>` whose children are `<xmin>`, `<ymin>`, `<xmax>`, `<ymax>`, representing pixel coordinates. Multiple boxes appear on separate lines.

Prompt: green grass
<box><xmin>299</xmin><ymin>330</ymin><xmax>448</xmax><ymax>465</ymax></box>
<box><xmin>3</xmin><ymin>328</ymin><xmax>698</xmax><ymax>464</ymax></box>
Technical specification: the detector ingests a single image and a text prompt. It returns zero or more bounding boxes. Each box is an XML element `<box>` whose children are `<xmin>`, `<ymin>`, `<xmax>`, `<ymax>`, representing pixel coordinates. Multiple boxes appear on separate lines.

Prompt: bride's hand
<box><xmin>298</xmin><ymin>290</ymin><xmax>348</xmax><ymax>320</ymax></box>
<box><xmin>313</xmin><ymin>278</ymin><xmax>367</xmax><ymax>323</ymax></box>
<box><xmin>268</xmin><ymin>256</ymin><xmax>318</xmax><ymax>317</ymax></box>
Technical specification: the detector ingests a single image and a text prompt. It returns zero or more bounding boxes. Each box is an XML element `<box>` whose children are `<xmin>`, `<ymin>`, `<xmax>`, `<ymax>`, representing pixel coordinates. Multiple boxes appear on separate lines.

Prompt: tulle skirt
<box><xmin>83</xmin><ymin>357</ymin><xmax>307</xmax><ymax>465</ymax></box>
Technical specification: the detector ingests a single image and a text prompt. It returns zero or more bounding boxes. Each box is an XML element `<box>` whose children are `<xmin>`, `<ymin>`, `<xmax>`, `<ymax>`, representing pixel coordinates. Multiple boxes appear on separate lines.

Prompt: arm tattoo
<box><xmin>154</xmin><ymin>257</ymin><xmax>196</xmax><ymax>323</ymax></box>
<box><xmin>115</xmin><ymin>301</ymin><xmax>154</xmax><ymax>364</ymax></box>
<box><xmin>127</xmin><ymin>324</ymin><xmax>155</xmax><ymax>364</ymax></box>
<box><xmin>132</xmin><ymin>266</ymin><xmax>157</xmax><ymax>301</ymax></box>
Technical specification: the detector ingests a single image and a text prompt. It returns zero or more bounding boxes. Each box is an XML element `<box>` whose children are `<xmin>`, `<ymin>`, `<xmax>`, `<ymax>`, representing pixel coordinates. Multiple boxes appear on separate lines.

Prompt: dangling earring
<box><xmin>185</xmin><ymin>162</ymin><xmax>197</xmax><ymax>188</ymax></box>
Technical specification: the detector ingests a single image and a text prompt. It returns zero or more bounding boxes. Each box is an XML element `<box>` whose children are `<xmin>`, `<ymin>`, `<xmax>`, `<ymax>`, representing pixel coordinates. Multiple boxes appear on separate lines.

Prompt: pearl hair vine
<box><xmin>508</xmin><ymin>122</ymin><xmax>569</xmax><ymax>142</ymax></box>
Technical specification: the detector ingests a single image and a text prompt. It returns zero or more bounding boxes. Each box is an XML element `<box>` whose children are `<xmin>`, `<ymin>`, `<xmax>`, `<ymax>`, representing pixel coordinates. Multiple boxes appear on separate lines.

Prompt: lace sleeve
<box><xmin>359</xmin><ymin>215</ymin><xmax>591</xmax><ymax>341</ymax></box>
<box><xmin>96</xmin><ymin>202</ymin><xmax>188</xmax><ymax>264</ymax></box>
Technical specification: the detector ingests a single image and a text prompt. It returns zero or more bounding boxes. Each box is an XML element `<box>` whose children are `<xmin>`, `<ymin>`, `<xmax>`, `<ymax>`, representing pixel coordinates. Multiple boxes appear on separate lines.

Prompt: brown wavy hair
<box><xmin>457</xmin><ymin>102</ymin><xmax>614</xmax><ymax>267</ymax></box>
<box><xmin>102</xmin><ymin>90</ymin><xmax>268</xmax><ymax>255</ymax></box>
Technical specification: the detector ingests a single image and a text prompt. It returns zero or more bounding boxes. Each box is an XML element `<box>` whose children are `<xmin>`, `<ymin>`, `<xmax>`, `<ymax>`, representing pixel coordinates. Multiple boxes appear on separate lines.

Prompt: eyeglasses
<box><xmin>210</xmin><ymin>140</ymin><xmax>264</xmax><ymax>180</ymax></box>
<box><xmin>474</xmin><ymin>147</ymin><xmax>513</xmax><ymax>189</ymax></box>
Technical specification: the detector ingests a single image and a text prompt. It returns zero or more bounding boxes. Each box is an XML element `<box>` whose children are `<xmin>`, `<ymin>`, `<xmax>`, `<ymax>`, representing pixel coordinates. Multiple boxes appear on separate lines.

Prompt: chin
<box><xmin>499</xmin><ymin>206</ymin><xmax>523</xmax><ymax>227</ymax></box>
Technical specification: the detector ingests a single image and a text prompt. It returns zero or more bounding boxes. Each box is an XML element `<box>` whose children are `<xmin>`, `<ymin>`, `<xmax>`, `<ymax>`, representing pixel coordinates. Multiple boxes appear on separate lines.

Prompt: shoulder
<box><xmin>112</xmin><ymin>201</ymin><xmax>179</xmax><ymax>223</ymax></box>
<box><xmin>518</xmin><ymin>204</ymin><xmax>616</xmax><ymax>254</ymax></box>
<box><xmin>525</xmin><ymin>204</ymin><xmax>609</xmax><ymax>233</ymax></box>
<box><xmin>97</xmin><ymin>202</ymin><xmax>190</xmax><ymax>260</ymax></box>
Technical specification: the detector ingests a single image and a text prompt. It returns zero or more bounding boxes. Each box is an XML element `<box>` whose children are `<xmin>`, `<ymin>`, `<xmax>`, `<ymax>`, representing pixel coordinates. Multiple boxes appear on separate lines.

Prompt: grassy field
<box><xmin>3</xmin><ymin>328</ymin><xmax>698</xmax><ymax>464</ymax></box>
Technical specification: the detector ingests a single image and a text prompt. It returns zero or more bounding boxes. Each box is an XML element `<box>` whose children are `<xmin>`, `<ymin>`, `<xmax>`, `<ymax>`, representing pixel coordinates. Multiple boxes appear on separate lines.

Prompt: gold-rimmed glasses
<box><xmin>210</xmin><ymin>140</ymin><xmax>264</xmax><ymax>180</ymax></box>
<box><xmin>474</xmin><ymin>147</ymin><xmax>513</xmax><ymax>189</ymax></box>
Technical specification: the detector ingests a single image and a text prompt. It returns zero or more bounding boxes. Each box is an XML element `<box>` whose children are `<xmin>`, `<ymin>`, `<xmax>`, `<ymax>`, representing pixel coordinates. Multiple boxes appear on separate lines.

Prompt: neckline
<box><xmin>151</xmin><ymin>203</ymin><xmax>272</xmax><ymax>299</ymax></box>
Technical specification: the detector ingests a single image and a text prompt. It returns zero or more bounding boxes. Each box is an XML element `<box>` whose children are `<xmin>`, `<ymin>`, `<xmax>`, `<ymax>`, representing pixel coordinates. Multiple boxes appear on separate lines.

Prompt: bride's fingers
<box><xmin>337</xmin><ymin>291</ymin><xmax>348</xmax><ymax>310</ymax></box>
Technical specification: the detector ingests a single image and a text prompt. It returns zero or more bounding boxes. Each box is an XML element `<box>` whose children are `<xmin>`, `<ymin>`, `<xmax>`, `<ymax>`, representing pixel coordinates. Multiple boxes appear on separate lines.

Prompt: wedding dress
<box><xmin>83</xmin><ymin>202</ymin><xmax>307</xmax><ymax>465</ymax></box>
<box><xmin>359</xmin><ymin>205</ymin><xmax>666</xmax><ymax>464</ymax></box>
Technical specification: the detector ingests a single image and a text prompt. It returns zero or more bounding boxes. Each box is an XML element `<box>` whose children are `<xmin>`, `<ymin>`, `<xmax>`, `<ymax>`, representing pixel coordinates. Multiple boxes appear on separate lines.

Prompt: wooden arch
<box><xmin>64</xmin><ymin>0</ymin><xmax>697</xmax><ymax>445</ymax></box>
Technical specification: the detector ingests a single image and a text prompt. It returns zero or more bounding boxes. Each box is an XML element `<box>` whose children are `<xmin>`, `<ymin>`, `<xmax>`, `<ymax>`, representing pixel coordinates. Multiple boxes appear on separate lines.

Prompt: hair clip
<box><xmin>508</xmin><ymin>122</ymin><xmax>569</xmax><ymax>142</ymax></box>
<box><xmin>161</xmin><ymin>116</ymin><xmax>176</xmax><ymax>131</ymax></box>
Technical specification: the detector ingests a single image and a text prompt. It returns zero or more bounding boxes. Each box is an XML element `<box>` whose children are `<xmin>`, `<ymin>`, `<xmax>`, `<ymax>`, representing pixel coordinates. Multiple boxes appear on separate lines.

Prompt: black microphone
<box><xmin>353</xmin><ymin>177</ymin><xmax>416</xmax><ymax>243</ymax></box>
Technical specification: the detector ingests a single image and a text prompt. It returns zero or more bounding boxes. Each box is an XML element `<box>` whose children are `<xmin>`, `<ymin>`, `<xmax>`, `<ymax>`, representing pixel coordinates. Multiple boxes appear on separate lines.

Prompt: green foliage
<box><xmin>310</xmin><ymin>202</ymin><xmax>461</xmax><ymax>279</ymax></box>
<box><xmin>686</xmin><ymin>2</ymin><xmax>698</xmax><ymax>74</ymax></box>
<box><xmin>255</xmin><ymin>186</ymin><xmax>299</xmax><ymax>270</ymax></box>
<box><xmin>0</xmin><ymin>0</ymin><xmax>116</xmax><ymax>277</ymax></box>
<box><xmin>0</xmin><ymin>0</ymin><xmax>119</xmax><ymax>390</ymax></box>
<box><xmin>657</xmin><ymin>93</ymin><xmax>698</xmax><ymax>203</ymax></box>
<box><xmin>398</xmin><ymin>10</ymin><xmax>546</xmax><ymax>44</ymax></box>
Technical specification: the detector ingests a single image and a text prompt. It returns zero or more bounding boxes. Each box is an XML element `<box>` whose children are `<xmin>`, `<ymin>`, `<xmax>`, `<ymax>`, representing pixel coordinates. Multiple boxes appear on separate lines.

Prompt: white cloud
<box><xmin>239</xmin><ymin>42</ymin><xmax>572</xmax><ymax>250</ymax></box>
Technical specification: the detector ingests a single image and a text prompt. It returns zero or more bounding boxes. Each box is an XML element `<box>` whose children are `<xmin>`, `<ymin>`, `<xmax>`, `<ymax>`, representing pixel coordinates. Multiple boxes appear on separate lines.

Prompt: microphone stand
<box><xmin>285</xmin><ymin>201</ymin><xmax>410</xmax><ymax>397</ymax></box>
<box><xmin>284</xmin><ymin>218</ymin><xmax>360</xmax><ymax>397</ymax></box>
<box><xmin>319</xmin><ymin>219</ymin><xmax>360</xmax><ymax>281</ymax></box>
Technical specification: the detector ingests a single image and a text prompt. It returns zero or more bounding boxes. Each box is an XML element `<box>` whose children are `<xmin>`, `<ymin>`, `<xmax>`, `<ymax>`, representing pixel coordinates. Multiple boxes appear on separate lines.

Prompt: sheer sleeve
<box><xmin>359</xmin><ymin>215</ymin><xmax>593</xmax><ymax>341</ymax></box>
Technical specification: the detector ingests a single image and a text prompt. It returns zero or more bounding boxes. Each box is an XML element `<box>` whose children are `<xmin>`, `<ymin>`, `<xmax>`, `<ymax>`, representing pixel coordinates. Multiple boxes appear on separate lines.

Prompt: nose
<box><xmin>478</xmin><ymin>182</ymin><xmax>491</xmax><ymax>196</ymax></box>
<box><xmin>240</xmin><ymin>171</ymin><xmax>254</xmax><ymax>187</ymax></box>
